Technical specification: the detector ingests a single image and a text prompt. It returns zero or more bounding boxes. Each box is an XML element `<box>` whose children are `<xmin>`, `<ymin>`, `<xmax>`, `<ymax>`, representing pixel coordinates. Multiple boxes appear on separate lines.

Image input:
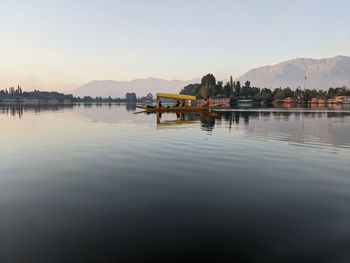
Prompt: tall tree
<box><xmin>200</xmin><ymin>85</ymin><xmax>209</xmax><ymax>99</ymax></box>
<box><xmin>235</xmin><ymin>81</ymin><xmax>241</xmax><ymax>95</ymax></box>
<box><xmin>223</xmin><ymin>82</ymin><xmax>232</xmax><ymax>98</ymax></box>
<box><xmin>125</xmin><ymin>92</ymin><xmax>137</xmax><ymax>101</ymax></box>
<box><xmin>146</xmin><ymin>93</ymin><xmax>153</xmax><ymax>101</ymax></box>
<box><xmin>210</xmin><ymin>81</ymin><xmax>223</xmax><ymax>97</ymax></box>
<box><xmin>201</xmin><ymin>74</ymin><xmax>216</xmax><ymax>87</ymax></box>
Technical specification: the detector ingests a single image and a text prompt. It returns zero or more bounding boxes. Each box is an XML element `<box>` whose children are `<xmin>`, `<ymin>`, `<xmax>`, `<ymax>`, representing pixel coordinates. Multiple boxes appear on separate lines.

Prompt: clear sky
<box><xmin>0</xmin><ymin>0</ymin><xmax>349</xmax><ymax>91</ymax></box>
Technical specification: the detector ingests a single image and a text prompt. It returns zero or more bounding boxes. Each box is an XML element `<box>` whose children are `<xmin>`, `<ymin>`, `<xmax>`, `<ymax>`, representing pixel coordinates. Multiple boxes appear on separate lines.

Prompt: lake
<box><xmin>1</xmin><ymin>104</ymin><xmax>350</xmax><ymax>262</ymax></box>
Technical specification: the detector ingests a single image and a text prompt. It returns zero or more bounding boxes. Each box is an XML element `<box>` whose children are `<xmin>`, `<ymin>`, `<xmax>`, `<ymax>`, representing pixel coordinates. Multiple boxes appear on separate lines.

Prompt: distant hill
<box><xmin>72</xmin><ymin>56</ymin><xmax>350</xmax><ymax>97</ymax></box>
<box><xmin>237</xmin><ymin>55</ymin><xmax>350</xmax><ymax>90</ymax></box>
<box><xmin>72</xmin><ymin>78</ymin><xmax>200</xmax><ymax>98</ymax></box>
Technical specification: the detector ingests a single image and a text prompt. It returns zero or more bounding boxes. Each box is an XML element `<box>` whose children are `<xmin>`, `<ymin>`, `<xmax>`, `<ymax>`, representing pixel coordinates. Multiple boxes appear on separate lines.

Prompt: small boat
<box><xmin>137</xmin><ymin>93</ymin><xmax>221</xmax><ymax>113</ymax></box>
<box><xmin>137</xmin><ymin>106</ymin><xmax>212</xmax><ymax>112</ymax></box>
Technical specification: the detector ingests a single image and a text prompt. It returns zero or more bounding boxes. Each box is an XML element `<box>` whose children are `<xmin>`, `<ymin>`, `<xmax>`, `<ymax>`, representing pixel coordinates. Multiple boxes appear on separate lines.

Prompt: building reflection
<box><xmin>153</xmin><ymin>109</ymin><xmax>350</xmax><ymax>147</ymax></box>
<box><xmin>153</xmin><ymin>109</ymin><xmax>350</xmax><ymax>131</ymax></box>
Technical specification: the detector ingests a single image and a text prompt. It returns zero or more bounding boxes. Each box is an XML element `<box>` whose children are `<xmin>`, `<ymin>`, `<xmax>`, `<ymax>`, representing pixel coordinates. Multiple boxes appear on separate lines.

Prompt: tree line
<box><xmin>2</xmin><ymin>79</ymin><xmax>349</xmax><ymax>104</ymax></box>
<box><xmin>0</xmin><ymin>86</ymin><xmax>154</xmax><ymax>103</ymax></box>
<box><xmin>180</xmin><ymin>74</ymin><xmax>350</xmax><ymax>102</ymax></box>
<box><xmin>0</xmin><ymin>85</ymin><xmax>73</xmax><ymax>101</ymax></box>
<box><xmin>78</xmin><ymin>93</ymin><xmax>153</xmax><ymax>103</ymax></box>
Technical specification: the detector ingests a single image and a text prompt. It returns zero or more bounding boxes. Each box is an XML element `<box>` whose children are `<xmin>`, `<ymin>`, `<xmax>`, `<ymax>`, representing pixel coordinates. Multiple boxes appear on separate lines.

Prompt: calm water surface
<box><xmin>1</xmin><ymin>105</ymin><xmax>350</xmax><ymax>262</ymax></box>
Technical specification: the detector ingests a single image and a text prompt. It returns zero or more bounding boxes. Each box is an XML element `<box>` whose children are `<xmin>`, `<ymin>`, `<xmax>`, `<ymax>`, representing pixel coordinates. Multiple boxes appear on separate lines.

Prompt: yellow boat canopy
<box><xmin>156</xmin><ymin>93</ymin><xmax>196</xmax><ymax>101</ymax></box>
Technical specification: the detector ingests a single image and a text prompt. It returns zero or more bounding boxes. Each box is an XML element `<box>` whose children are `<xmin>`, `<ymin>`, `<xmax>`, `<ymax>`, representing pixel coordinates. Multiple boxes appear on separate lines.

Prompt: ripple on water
<box><xmin>1</xmin><ymin>105</ymin><xmax>350</xmax><ymax>262</ymax></box>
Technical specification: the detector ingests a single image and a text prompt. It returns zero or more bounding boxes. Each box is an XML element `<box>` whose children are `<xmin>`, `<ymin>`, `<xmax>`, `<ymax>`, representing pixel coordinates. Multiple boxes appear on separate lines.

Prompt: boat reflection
<box><xmin>154</xmin><ymin>111</ymin><xmax>226</xmax><ymax>132</ymax></box>
<box><xmin>155</xmin><ymin>112</ymin><xmax>197</xmax><ymax>128</ymax></box>
<box><xmin>153</xmin><ymin>109</ymin><xmax>350</xmax><ymax>148</ymax></box>
<box><xmin>154</xmin><ymin>111</ymin><xmax>263</xmax><ymax>132</ymax></box>
<box><xmin>2</xmin><ymin>104</ymin><xmax>350</xmax><ymax>149</ymax></box>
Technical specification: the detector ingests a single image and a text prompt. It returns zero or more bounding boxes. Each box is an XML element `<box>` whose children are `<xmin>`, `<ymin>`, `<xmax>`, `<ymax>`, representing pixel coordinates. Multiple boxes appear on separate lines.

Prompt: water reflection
<box><xmin>126</xmin><ymin>103</ymin><xmax>137</xmax><ymax>111</ymax></box>
<box><xmin>1</xmin><ymin>104</ymin><xmax>350</xmax><ymax>150</ymax></box>
<box><xmin>0</xmin><ymin>104</ymin><xmax>74</xmax><ymax>118</ymax></box>
<box><xmin>1</xmin><ymin>104</ymin><xmax>350</xmax><ymax>262</ymax></box>
<box><xmin>154</xmin><ymin>110</ymin><xmax>350</xmax><ymax>149</ymax></box>
<box><xmin>155</xmin><ymin>113</ymin><xmax>197</xmax><ymax>128</ymax></box>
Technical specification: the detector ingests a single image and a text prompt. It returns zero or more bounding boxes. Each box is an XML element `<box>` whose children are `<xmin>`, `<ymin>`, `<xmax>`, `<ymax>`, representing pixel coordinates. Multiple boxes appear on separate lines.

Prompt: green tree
<box><xmin>180</xmin><ymin>83</ymin><xmax>201</xmax><ymax>96</ymax></box>
<box><xmin>241</xmin><ymin>81</ymin><xmax>252</xmax><ymax>98</ymax></box>
<box><xmin>200</xmin><ymin>85</ymin><xmax>209</xmax><ymax>98</ymax></box>
<box><xmin>201</xmin><ymin>74</ymin><xmax>216</xmax><ymax>87</ymax></box>
<box><xmin>210</xmin><ymin>81</ymin><xmax>223</xmax><ymax>97</ymax></box>
<box><xmin>273</xmin><ymin>88</ymin><xmax>285</xmax><ymax>100</ymax></box>
<box><xmin>223</xmin><ymin>82</ymin><xmax>232</xmax><ymax>98</ymax></box>
<box><xmin>125</xmin><ymin>92</ymin><xmax>137</xmax><ymax>101</ymax></box>
<box><xmin>258</xmin><ymin>88</ymin><xmax>273</xmax><ymax>102</ymax></box>
<box><xmin>235</xmin><ymin>81</ymin><xmax>241</xmax><ymax>95</ymax></box>
<box><xmin>146</xmin><ymin>93</ymin><xmax>153</xmax><ymax>101</ymax></box>
<box><xmin>295</xmin><ymin>88</ymin><xmax>303</xmax><ymax>98</ymax></box>
<box><xmin>284</xmin><ymin>87</ymin><xmax>294</xmax><ymax>98</ymax></box>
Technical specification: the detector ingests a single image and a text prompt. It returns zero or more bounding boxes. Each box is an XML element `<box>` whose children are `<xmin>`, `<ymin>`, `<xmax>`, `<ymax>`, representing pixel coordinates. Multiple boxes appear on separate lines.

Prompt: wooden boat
<box><xmin>137</xmin><ymin>105</ymin><xmax>213</xmax><ymax>112</ymax></box>
<box><xmin>137</xmin><ymin>93</ymin><xmax>221</xmax><ymax>113</ymax></box>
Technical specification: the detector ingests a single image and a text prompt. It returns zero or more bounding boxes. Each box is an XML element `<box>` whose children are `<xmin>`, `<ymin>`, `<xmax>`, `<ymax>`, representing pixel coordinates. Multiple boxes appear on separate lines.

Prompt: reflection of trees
<box><xmin>199</xmin><ymin>112</ymin><xmax>257</xmax><ymax>131</ymax></box>
<box><xmin>261</xmin><ymin>112</ymin><xmax>271</xmax><ymax>119</ymax></box>
<box><xmin>327</xmin><ymin>112</ymin><xmax>350</xmax><ymax>118</ymax></box>
<box><xmin>271</xmin><ymin>111</ymin><xmax>323</xmax><ymax>120</ymax></box>
<box><xmin>7</xmin><ymin>106</ymin><xmax>24</xmax><ymax>118</ymax></box>
<box><xmin>83</xmin><ymin>103</ymin><xmax>92</xmax><ymax>108</ymax></box>
<box><xmin>0</xmin><ymin>105</ymin><xmax>73</xmax><ymax>118</ymax></box>
<box><xmin>196</xmin><ymin>110</ymin><xmax>350</xmax><ymax>132</ymax></box>
<box><xmin>126</xmin><ymin>103</ymin><xmax>136</xmax><ymax>111</ymax></box>
<box><xmin>200</xmin><ymin>113</ymin><xmax>216</xmax><ymax>132</ymax></box>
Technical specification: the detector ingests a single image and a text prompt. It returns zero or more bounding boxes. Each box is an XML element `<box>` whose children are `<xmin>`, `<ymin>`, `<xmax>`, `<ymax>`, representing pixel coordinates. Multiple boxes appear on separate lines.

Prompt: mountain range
<box><xmin>72</xmin><ymin>78</ymin><xmax>200</xmax><ymax>98</ymax></box>
<box><xmin>72</xmin><ymin>55</ymin><xmax>350</xmax><ymax>97</ymax></box>
<box><xmin>238</xmin><ymin>55</ymin><xmax>350</xmax><ymax>90</ymax></box>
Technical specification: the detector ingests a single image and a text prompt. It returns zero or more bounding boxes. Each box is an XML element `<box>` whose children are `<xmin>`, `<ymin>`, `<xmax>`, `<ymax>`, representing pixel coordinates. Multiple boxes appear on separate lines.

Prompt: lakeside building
<box><xmin>283</xmin><ymin>96</ymin><xmax>304</xmax><ymax>104</ymax></box>
<box><xmin>306</xmin><ymin>97</ymin><xmax>350</xmax><ymax>105</ymax></box>
<box><xmin>194</xmin><ymin>98</ymin><xmax>230</xmax><ymax>107</ymax></box>
<box><xmin>309</xmin><ymin>98</ymin><xmax>319</xmax><ymax>104</ymax></box>
<box><xmin>23</xmin><ymin>99</ymin><xmax>40</xmax><ymax>105</ymax></box>
<box><xmin>327</xmin><ymin>96</ymin><xmax>350</xmax><ymax>104</ymax></box>
<box><xmin>283</xmin><ymin>97</ymin><xmax>293</xmax><ymax>104</ymax></box>
<box><xmin>318</xmin><ymin>98</ymin><xmax>326</xmax><ymax>104</ymax></box>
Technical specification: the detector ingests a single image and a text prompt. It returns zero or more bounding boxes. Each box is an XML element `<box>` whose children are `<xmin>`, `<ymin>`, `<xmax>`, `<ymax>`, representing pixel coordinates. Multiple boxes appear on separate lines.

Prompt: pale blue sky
<box><xmin>0</xmin><ymin>0</ymin><xmax>349</xmax><ymax>91</ymax></box>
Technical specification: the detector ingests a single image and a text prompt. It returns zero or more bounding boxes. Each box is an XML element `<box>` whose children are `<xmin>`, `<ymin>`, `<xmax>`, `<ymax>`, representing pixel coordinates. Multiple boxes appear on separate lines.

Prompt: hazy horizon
<box><xmin>1</xmin><ymin>0</ymin><xmax>349</xmax><ymax>92</ymax></box>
